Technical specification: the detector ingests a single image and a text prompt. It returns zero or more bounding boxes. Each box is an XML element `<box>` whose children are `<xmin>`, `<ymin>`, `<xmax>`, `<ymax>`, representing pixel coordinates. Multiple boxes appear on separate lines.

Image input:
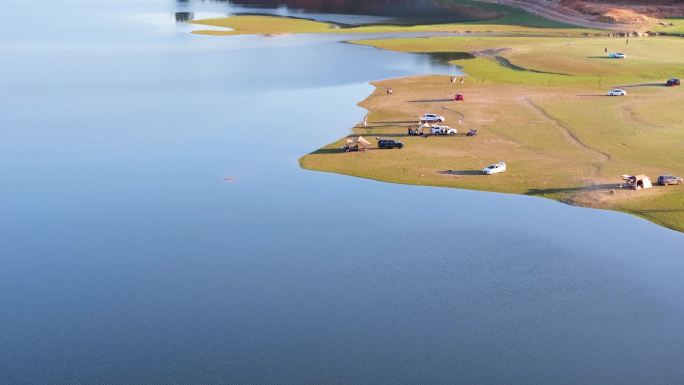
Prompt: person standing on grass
<box><xmin>363</xmin><ymin>116</ymin><xmax>368</xmax><ymax>127</ymax></box>
<box><xmin>605</xmin><ymin>47</ymin><xmax>607</xmax><ymax>53</ymax></box>
<box><xmin>460</xmin><ymin>77</ymin><xmax>464</xmax><ymax>84</ymax></box>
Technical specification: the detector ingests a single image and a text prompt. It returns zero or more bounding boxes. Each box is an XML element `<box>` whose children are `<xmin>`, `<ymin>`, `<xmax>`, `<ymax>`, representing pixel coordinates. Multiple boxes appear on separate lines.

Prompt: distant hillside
<box><xmin>559</xmin><ymin>0</ymin><xmax>684</xmax><ymax>23</ymax></box>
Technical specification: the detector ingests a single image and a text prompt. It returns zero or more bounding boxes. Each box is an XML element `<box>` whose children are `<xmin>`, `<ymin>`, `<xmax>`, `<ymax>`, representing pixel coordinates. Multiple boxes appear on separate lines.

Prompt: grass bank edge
<box><xmin>297</xmin><ymin>36</ymin><xmax>684</xmax><ymax>232</ymax></box>
<box><xmin>190</xmin><ymin>8</ymin><xmax>600</xmax><ymax>37</ymax></box>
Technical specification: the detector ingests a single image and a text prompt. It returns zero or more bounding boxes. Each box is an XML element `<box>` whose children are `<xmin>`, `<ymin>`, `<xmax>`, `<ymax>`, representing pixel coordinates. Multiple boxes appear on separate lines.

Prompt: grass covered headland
<box><xmin>191</xmin><ymin>15</ymin><xmax>594</xmax><ymax>36</ymax></box>
<box><xmin>299</xmin><ymin>36</ymin><xmax>684</xmax><ymax>232</ymax></box>
<box><xmin>192</xmin><ymin>10</ymin><xmax>684</xmax><ymax>232</ymax></box>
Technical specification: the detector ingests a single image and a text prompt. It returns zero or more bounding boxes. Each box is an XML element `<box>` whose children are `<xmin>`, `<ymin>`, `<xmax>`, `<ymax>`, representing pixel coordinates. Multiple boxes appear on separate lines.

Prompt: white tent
<box><xmin>346</xmin><ymin>136</ymin><xmax>371</xmax><ymax>148</ymax></box>
<box><xmin>621</xmin><ymin>174</ymin><xmax>652</xmax><ymax>190</ymax></box>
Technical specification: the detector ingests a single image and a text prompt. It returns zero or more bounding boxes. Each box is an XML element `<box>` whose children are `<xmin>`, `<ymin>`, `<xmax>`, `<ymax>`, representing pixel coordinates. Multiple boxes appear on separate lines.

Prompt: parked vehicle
<box><xmin>377</xmin><ymin>138</ymin><xmax>404</xmax><ymax>149</ymax></box>
<box><xmin>609</xmin><ymin>52</ymin><xmax>626</xmax><ymax>59</ymax></box>
<box><xmin>666</xmin><ymin>78</ymin><xmax>681</xmax><ymax>87</ymax></box>
<box><xmin>455</xmin><ymin>94</ymin><xmax>464</xmax><ymax>101</ymax></box>
<box><xmin>657</xmin><ymin>175</ymin><xmax>683</xmax><ymax>185</ymax></box>
<box><xmin>431</xmin><ymin>125</ymin><xmax>457</xmax><ymax>136</ymax></box>
<box><xmin>482</xmin><ymin>161</ymin><xmax>506</xmax><ymax>175</ymax></box>
<box><xmin>608</xmin><ymin>88</ymin><xmax>627</xmax><ymax>96</ymax></box>
<box><xmin>419</xmin><ymin>114</ymin><xmax>445</xmax><ymax>123</ymax></box>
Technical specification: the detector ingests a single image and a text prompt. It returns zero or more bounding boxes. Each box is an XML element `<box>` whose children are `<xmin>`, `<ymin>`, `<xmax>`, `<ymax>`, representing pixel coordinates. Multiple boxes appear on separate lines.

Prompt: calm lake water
<box><xmin>2</xmin><ymin>1</ymin><xmax>684</xmax><ymax>384</ymax></box>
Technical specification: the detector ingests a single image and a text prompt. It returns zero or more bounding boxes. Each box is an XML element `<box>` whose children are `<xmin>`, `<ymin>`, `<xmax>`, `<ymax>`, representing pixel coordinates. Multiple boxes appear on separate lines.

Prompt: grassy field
<box><xmin>299</xmin><ymin>35</ymin><xmax>684</xmax><ymax>232</ymax></box>
<box><xmin>653</xmin><ymin>18</ymin><xmax>684</xmax><ymax>35</ymax></box>
<box><xmin>454</xmin><ymin>0</ymin><xmax>577</xmax><ymax>28</ymax></box>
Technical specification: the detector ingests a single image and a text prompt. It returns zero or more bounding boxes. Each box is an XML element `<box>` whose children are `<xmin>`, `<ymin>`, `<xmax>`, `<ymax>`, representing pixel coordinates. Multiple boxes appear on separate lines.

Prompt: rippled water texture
<box><xmin>2</xmin><ymin>1</ymin><xmax>684</xmax><ymax>384</ymax></box>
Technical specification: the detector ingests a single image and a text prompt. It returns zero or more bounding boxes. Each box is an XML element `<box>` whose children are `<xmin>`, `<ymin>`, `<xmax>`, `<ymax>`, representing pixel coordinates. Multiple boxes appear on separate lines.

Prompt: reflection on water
<box><xmin>183</xmin><ymin>0</ymin><xmax>502</xmax><ymax>24</ymax></box>
<box><xmin>423</xmin><ymin>51</ymin><xmax>476</xmax><ymax>64</ymax></box>
<box><xmin>175</xmin><ymin>11</ymin><xmax>194</xmax><ymax>22</ymax></box>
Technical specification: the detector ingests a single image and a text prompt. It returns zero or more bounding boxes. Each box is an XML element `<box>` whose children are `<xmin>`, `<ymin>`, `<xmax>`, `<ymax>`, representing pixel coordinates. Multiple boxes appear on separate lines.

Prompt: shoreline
<box><xmin>188</xmin><ymin>14</ymin><xmax>684</xmax><ymax>233</ymax></box>
<box><xmin>299</xmin><ymin>35</ymin><xmax>684</xmax><ymax>233</ymax></box>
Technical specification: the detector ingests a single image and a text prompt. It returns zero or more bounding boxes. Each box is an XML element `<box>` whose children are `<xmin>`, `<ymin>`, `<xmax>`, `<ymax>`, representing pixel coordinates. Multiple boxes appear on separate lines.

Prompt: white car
<box><xmin>482</xmin><ymin>161</ymin><xmax>507</xmax><ymax>175</ymax></box>
<box><xmin>431</xmin><ymin>125</ymin><xmax>457</xmax><ymax>136</ymax></box>
<box><xmin>610</xmin><ymin>52</ymin><xmax>626</xmax><ymax>59</ymax></box>
<box><xmin>420</xmin><ymin>113</ymin><xmax>445</xmax><ymax>123</ymax></box>
<box><xmin>608</xmin><ymin>88</ymin><xmax>627</xmax><ymax>96</ymax></box>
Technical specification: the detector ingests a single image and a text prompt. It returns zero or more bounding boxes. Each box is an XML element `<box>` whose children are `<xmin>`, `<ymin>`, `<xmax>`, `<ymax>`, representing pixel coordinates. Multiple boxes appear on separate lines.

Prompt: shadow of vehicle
<box><xmin>438</xmin><ymin>170</ymin><xmax>483</xmax><ymax>176</ymax></box>
<box><xmin>373</xmin><ymin>120</ymin><xmax>417</xmax><ymax>124</ymax></box>
<box><xmin>407</xmin><ymin>98</ymin><xmax>454</xmax><ymax>103</ymax></box>
<box><xmin>615</xmin><ymin>82</ymin><xmax>666</xmax><ymax>88</ymax></box>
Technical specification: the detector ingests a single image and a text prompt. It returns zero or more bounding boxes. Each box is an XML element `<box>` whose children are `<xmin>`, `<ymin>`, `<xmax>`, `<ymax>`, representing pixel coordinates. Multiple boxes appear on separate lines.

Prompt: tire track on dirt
<box><xmin>523</xmin><ymin>96</ymin><xmax>610</xmax><ymax>175</ymax></box>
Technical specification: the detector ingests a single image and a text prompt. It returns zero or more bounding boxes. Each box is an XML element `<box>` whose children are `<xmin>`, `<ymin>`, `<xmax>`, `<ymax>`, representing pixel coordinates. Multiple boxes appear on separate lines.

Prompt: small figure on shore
<box><xmin>363</xmin><ymin>116</ymin><xmax>368</xmax><ymax>127</ymax></box>
<box><xmin>460</xmin><ymin>77</ymin><xmax>464</xmax><ymax>84</ymax></box>
<box><xmin>450</xmin><ymin>75</ymin><xmax>455</xmax><ymax>83</ymax></box>
<box><xmin>459</xmin><ymin>116</ymin><xmax>463</xmax><ymax>125</ymax></box>
<box><xmin>604</xmin><ymin>47</ymin><xmax>607</xmax><ymax>53</ymax></box>
<box><xmin>626</xmin><ymin>38</ymin><xmax>629</xmax><ymax>45</ymax></box>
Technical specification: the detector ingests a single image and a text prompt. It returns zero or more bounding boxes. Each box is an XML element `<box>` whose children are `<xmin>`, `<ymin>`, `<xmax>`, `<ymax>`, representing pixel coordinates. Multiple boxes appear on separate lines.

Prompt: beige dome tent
<box><xmin>344</xmin><ymin>136</ymin><xmax>371</xmax><ymax>152</ymax></box>
<box><xmin>621</xmin><ymin>174</ymin><xmax>652</xmax><ymax>190</ymax></box>
<box><xmin>348</xmin><ymin>136</ymin><xmax>371</xmax><ymax>147</ymax></box>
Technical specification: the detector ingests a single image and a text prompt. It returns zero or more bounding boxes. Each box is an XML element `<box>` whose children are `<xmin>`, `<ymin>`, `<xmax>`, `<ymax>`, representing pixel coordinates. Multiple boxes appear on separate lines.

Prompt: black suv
<box><xmin>666</xmin><ymin>78</ymin><xmax>680</xmax><ymax>87</ymax></box>
<box><xmin>377</xmin><ymin>138</ymin><xmax>404</xmax><ymax>149</ymax></box>
<box><xmin>657</xmin><ymin>175</ymin><xmax>683</xmax><ymax>185</ymax></box>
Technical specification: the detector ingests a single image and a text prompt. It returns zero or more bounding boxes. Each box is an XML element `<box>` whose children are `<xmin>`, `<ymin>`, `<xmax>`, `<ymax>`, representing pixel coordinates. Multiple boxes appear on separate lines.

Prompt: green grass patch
<box><xmin>352</xmin><ymin>36</ymin><xmax>684</xmax><ymax>86</ymax></box>
<box><xmin>453</xmin><ymin>0</ymin><xmax>578</xmax><ymax>28</ymax></box>
<box><xmin>652</xmin><ymin>18</ymin><xmax>684</xmax><ymax>35</ymax></box>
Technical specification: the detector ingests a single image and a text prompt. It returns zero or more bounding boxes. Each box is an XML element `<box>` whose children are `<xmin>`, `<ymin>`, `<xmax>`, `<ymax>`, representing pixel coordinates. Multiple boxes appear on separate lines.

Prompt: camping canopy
<box><xmin>347</xmin><ymin>136</ymin><xmax>371</xmax><ymax>148</ymax></box>
<box><xmin>622</xmin><ymin>174</ymin><xmax>652</xmax><ymax>189</ymax></box>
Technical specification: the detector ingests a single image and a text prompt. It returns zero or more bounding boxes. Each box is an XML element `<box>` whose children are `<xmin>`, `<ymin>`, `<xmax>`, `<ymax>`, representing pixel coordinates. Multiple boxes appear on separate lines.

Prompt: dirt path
<box><xmin>523</xmin><ymin>96</ymin><xmax>610</xmax><ymax>175</ymax></box>
<box><xmin>476</xmin><ymin>0</ymin><xmax>636</xmax><ymax>30</ymax></box>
